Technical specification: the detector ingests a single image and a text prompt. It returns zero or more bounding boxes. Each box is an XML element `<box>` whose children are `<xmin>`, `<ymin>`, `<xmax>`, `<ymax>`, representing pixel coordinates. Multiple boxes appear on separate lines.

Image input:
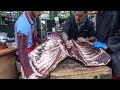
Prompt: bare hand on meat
<box><xmin>65</xmin><ymin>40</ymin><xmax>73</xmax><ymax>48</ymax></box>
<box><xmin>86</xmin><ymin>37</ymin><xmax>97</xmax><ymax>42</ymax></box>
<box><xmin>77</xmin><ymin>37</ymin><xmax>86</xmax><ymax>42</ymax></box>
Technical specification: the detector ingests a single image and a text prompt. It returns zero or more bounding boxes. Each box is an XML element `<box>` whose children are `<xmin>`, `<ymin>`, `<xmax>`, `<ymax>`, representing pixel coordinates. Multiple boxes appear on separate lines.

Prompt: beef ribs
<box><xmin>25</xmin><ymin>33</ymin><xmax>111</xmax><ymax>79</ymax></box>
<box><xmin>66</xmin><ymin>40</ymin><xmax>111</xmax><ymax>66</ymax></box>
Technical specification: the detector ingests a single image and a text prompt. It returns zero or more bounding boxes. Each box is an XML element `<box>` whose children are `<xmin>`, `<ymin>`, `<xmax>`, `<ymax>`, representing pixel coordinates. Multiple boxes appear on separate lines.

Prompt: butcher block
<box><xmin>50</xmin><ymin>58</ymin><xmax>112</xmax><ymax>79</ymax></box>
<box><xmin>0</xmin><ymin>47</ymin><xmax>18</xmax><ymax>79</ymax></box>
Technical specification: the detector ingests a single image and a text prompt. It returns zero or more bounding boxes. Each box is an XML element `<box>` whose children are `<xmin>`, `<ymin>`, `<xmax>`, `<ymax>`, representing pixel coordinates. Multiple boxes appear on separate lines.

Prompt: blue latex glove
<box><xmin>92</xmin><ymin>41</ymin><xmax>107</xmax><ymax>49</ymax></box>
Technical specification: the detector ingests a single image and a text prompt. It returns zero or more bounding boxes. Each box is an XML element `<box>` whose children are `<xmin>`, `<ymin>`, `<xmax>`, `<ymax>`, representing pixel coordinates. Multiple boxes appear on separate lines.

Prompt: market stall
<box><xmin>0</xmin><ymin>25</ymin><xmax>18</xmax><ymax>78</ymax></box>
<box><xmin>0</xmin><ymin>11</ymin><xmax>113</xmax><ymax>79</ymax></box>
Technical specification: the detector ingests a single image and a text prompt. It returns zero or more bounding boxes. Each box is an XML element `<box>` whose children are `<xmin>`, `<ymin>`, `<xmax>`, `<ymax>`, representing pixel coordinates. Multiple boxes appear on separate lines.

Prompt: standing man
<box><xmin>92</xmin><ymin>11</ymin><xmax>120</xmax><ymax>79</ymax></box>
<box><xmin>14</xmin><ymin>11</ymin><xmax>43</xmax><ymax>79</ymax></box>
<box><xmin>61</xmin><ymin>11</ymin><xmax>96</xmax><ymax>48</ymax></box>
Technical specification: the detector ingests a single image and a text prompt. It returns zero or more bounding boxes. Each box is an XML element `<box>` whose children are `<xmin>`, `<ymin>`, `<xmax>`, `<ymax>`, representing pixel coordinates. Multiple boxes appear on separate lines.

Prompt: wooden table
<box><xmin>0</xmin><ymin>47</ymin><xmax>18</xmax><ymax>79</ymax></box>
<box><xmin>50</xmin><ymin>58</ymin><xmax>112</xmax><ymax>79</ymax></box>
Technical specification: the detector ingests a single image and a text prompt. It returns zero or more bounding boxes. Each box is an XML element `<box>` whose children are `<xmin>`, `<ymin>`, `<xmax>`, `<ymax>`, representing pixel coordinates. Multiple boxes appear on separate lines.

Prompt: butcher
<box><xmin>14</xmin><ymin>11</ymin><xmax>43</xmax><ymax>79</ymax></box>
<box><xmin>61</xmin><ymin>11</ymin><xmax>96</xmax><ymax>48</ymax></box>
<box><xmin>92</xmin><ymin>11</ymin><xmax>120</xmax><ymax>79</ymax></box>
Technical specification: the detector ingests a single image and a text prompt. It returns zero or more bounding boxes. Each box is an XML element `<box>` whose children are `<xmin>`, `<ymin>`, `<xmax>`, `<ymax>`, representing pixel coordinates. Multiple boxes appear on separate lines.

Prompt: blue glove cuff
<box><xmin>92</xmin><ymin>41</ymin><xmax>107</xmax><ymax>49</ymax></box>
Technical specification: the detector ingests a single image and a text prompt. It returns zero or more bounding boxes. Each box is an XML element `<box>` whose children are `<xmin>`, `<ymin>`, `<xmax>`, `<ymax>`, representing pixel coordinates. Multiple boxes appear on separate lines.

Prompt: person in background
<box><xmin>41</xmin><ymin>23</ymin><xmax>47</xmax><ymax>40</ymax></box>
<box><xmin>92</xmin><ymin>11</ymin><xmax>120</xmax><ymax>79</ymax></box>
<box><xmin>61</xmin><ymin>11</ymin><xmax>96</xmax><ymax>48</ymax></box>
<box><xmin>14</xmin><ymin>11</ymin><xmax>43</xmax><ymax>79</ymax></box>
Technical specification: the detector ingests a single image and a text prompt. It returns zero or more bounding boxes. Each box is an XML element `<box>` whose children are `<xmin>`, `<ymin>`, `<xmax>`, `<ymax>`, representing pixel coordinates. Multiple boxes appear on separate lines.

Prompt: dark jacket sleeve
<box><xmin>107</xmin><ymin>30</ymin><xmax>120</xmax><ymax>52</ymax></box>
<box><xmin>17</xmin><ymin>33</ymin><xmax>34</xmax><ymax>78</ymax></box>
<box><xmin>107</xmin><ymin>12</ymin><xmax>120</xmax><ymax>52</ymax></box>
<box><xmin>88</xmin><ymin>20</ymin><xmax>96</xmax><ymax>37</ymax></box>
<box><xmin>62</xmin><ymin>17</ymin><xmax>71</xmax><ymax>35</ymax></box>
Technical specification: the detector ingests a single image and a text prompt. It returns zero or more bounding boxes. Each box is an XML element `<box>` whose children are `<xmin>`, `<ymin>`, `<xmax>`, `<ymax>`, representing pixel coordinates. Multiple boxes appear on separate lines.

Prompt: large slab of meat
<box><xmin>28</xmin><ymin>39</ymin><xmax>67</xmax><ymax>78</ymax></box>
<box><xmin>25</xmin><ymin>33</ymin><xmax>111</xmax><ymax>78</ymax></box>
<box><xmin>65</xmin><ymin>40</ymin><xmax>111</xmax><ymax>66</ymax></box>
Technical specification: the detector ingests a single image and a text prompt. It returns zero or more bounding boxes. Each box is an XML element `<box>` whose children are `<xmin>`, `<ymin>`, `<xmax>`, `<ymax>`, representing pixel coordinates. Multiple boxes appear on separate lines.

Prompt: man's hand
<box><xmin>65</xmin><ymin>40</ymin><xmax>73</xmax><ymax>48</ymax></box>
<box><xmin>86</xmin><ymin>37</ymin><xmax>97</xmax><ymax>42</ymax></box>
<box><xmin>77</xmin><ymin>37</ymin><xmax>86</xmax><ymax>42</ymax></box>
<box><xmin>28</xmin><ymin>73</ymin><xmax>42</xmax><ymax>79</ymax></box>
<box><xmin>36</xmin><ymin>43</ymin><xmax>40</xmax><ymax>48</ymax></box>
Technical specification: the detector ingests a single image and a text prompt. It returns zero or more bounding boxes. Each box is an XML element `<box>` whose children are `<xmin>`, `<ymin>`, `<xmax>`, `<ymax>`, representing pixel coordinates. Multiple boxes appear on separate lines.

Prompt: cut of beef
<box><xmin>66</xmin><ymin>40</ymin><xmax>111</xmax><ymax>66</ymax></box>
<box><xmin>21</xmin><ymin>32</ymin><xmax>111</xmax><ymax>79</ymax></box>
<box><xmin>28</xmin><ymin>39</ymin><xmax>67</xmax><ymax>78</ymax></box>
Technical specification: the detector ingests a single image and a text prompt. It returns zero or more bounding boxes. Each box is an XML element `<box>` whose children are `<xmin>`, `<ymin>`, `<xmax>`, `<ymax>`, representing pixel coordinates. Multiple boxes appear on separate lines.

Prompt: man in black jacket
<box><xmin>92</xmin><ymin>11</ymin><xmax>120</xmax><ymax>79</ymax></box>
<box><xmin>62</xmin><ymin>11</ymin><xmax>96</xmax><ymax>48</ymax></box>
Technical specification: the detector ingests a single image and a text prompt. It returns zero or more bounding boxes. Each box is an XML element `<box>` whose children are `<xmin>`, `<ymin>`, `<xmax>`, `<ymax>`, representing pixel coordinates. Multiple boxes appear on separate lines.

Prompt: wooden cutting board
<box><xmin>50</xmin><ymin>58</ymin><xmax>112</xmax><ymax>79</ymax></box>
